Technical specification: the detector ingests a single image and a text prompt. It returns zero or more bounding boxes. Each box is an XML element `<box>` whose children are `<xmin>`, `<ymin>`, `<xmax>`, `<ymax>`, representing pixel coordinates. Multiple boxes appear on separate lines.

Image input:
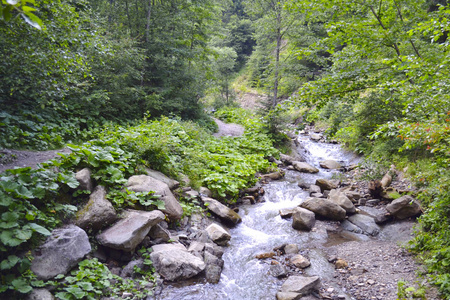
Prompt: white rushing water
<box><xmin>156</xmin><ymin>135</ymin><xmax>361</xmax><ymax>300</ymax></box>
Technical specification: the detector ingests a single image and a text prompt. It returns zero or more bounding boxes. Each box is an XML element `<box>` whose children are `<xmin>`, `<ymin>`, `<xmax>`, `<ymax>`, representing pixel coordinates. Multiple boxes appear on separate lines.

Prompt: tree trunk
<box><xmin>273</xmin><ymin>10</ymin><xmax>282</xmax><ymax>108</ymax></box>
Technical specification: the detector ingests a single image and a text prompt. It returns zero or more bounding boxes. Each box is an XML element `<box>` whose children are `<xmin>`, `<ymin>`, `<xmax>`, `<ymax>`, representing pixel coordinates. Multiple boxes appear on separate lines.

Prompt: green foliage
<box><xmin>397</xmin><ymin>280</ymin><xmax>426</xmax><ymax>299</ymax></box>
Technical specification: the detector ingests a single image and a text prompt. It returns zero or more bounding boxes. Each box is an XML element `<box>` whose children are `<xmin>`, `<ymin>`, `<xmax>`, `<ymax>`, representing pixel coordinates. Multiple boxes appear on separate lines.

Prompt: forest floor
<box><xmin>213</xmin><ymin>118</ymin><xmax>245</xmax><ymax>137</ymax></box>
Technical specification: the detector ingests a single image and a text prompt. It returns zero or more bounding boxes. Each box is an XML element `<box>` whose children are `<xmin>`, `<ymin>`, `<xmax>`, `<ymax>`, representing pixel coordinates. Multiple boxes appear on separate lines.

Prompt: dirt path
<box><xmin>0</xmin><ymin>148</ymin><xmax>71</xmax><ymax>173</ymax></box>
<box><xmin>213</xmin><ymin>118</ymin><xmax>245</xmax><ymax>137</ymax></box>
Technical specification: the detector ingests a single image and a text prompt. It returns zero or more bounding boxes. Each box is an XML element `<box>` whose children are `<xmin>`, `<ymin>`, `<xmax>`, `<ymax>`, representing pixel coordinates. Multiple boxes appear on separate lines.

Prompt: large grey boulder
<box><xmin>201</xmin><ymin>197</ymin><xmax>241</xmax><ymax>226</ymax></box>
<box><xmin>280</xmin><ymin>154</ymin><xmax>296</xmax><ymax>165</ymax></box>
<box><xmin>315</xmin><ymin>179</ymin><xmax>339</xmax><ymax>191</ymax></box>
<box><xmin>150</xmin><ymin>243</ymin><xmax>206</xmax><ymax>281</ymax></box>
<box><xmin>319</xmin><ymin>160</ymin><xmax>342</xmax><ymax>170</ymax></box>
<box><xmin>75</xmin><ymin>186</ymin><xmax>117</xmax><ymax>230</ymax></box>
<box><xmin>31</xmin><ymin>225</ymin><xmax>91</xmax><ymax>280</ymax></box>
<box><xmin>75</xmin><ymin>168</ymin><xmax>93</xmax><ymax>192</ymax></box>
<box><xmin>126</xmin><ymin>175</ymin><xmax>183</xmax><ymax>220</ymax></box>
<box><xmin>292</xmin><ymin>161</ymin><xmax>319</xmax><ymax>173</ymax></box>
<box><xmin>310</xmin><ymin>133</ymin><xmax>322</xmax><ymax>141</ymax></box>
<box><xmin>328</xmin><ymin>189</ymin><xmax>356</xmax><ymax>214</ymax></box>
<box><xmin>206</xmin><ymin>223</ymin><xmax>231</xmax><ymax>246</ymax></box>
<box><xmin>309</xmin><ymin>184</ymin><xmax>321</xmax><ymax>195</ymax></box>
<box><xmin>292</xmin><ymin>207</ymin><xmax>316</xmax><ymax>231</ymax></box>
<box><xmin>26</xmin><ymin>289</ymin><xmax>54</xmax><ymax>300</ymax></box>
<box><xmin>300</xmin><ymin>198</ymin><xmax>346</xmax><ymax>221</ymax></box>
<box><xmin>348</xmin><ymin>214</ymin><xmax>380</xmax><ymax>236</ymax></box>
<box><xmin>97</xmin><ymin>210</ymin><xmax>165</xmax><ymax>252</ymax></box>
<box><xmin>145</xmin><ymin>168</ymin><xmax>180</xmax><ymax>190</ymax></box>
<box><xmin>277</xmin><ymin>275</ymin><xmax>320</xmax><ymax>299</ymax></box>
<box><xmin>386</xmin><ymin>195</ymin><xmax>422</xmax><ymax>219</ymax></box>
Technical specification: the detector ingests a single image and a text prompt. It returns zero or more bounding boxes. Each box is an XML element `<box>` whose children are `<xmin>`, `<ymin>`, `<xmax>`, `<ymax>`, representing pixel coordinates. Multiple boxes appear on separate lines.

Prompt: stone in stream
<box><xmin>97</xmin><ymin>209</ymin><xmax>165</xmax><ymax>252</ymax></box>
<box><xmin>315</xmin><ymin>178</ymin><xmax>339</xmax><ymax>191</ymax></box>
<box><xmin>300</xmin><ymin>197</ymin><xmax>346</xmax><ymax>221</ymax></box>
<box><xmin>341</xmin><ymin>220</ymin><xmax>363</xmax><ymax>234</ymax></box>
<box><xmin>386</xmin><ymin>195</ymin><xmax>422</xmax><ymax>219</ymax></box>
<box><xmin>150</xmin><ymin>243</ymin><xmax>206</xmax><ymax>281</ymax></box>
<box><xmin>328</xmin><ymin>189</ymin><xmax>356</xmax><ymax>214</ymax></box>
<box><xmin>205</xmin><ymin>223</ymin><xmax>231</xmax><ymax>246</ymax></box>
<box><xmin>126</xmin><ymin>175</ymin><xmax>183</xmax><ymax>220</ymax></box>
<box><xmin>292</xmin><ymin>161</ymin><xmax>319</xmax><ymax>173</ymax></box>
<box><xmin>201</xmin><ymin>196</ymin><xmax>242</xmax><ymax>226</ymax></box>
<box><xmin>31</xmin><ymin>225</ymin><xmax>91</xmax><ymax>280</ymax></box>
<box><xmin>199</xmin><ymin>186</ymin><xmax>213</xmax><ymax>197</ymax></box>
<box><xmin>261</xmin><ymin>171</ymin><xmax>285</xmax><ymax>181</ymax></box>
<box><xmin>279</xmin><ymin>208</ymin><xmax>296</xmax><ymax>219</ymax></box>
<box><xmin>348</xmin><ymin>214</ymin><xmax>380</xmax><ymax>236</ymax></box>
<box><xmin>309</xmin><ymin>184</ymin><xmax>321</xmax><ymax>195</ymax></box>
<box><xmin>292</xmin><ymin>207</ymin><xmax>316</xmax><ymax>231</ymax></box>
<box><xmin>310</xmin><ymin>133</ymin><xmax>322</xmax><ymax>141</ymax></box>
<box><xmin>277</xmin><ymin>275</ymin><xmax>320</xmax><ymax>299</ymax></box>
<box><xmin>290</xmin><ymin>254</ymin><xmax>311</xmax><ymax>269</ymax></box>
<box><xmin>284</xmin><ymin>244</ymin><xmax>299</xmax><ymax>254</ymax></box>
<box><xmin>204</xmin><ymin>251</ymin><xmax>224</xmax><ymax>283</ymax></box>
<box><xmin>75</xmin><ymin>185</ymin><xmax>117</xmax><ymax>231</ymax></box>
<box><xmin>270</xmin><ymin>263</ymin><xmax>287</xmax><ymax>278</ymax></box>
<box><xmin>256</xmin><ymin>252</ymin><xmax>276</xmax><ymax>259</ymax></box>
<box><xmin>319</xmin><ymin>160</ymin><xmax>342</xmax><ymax>170</ymax></box>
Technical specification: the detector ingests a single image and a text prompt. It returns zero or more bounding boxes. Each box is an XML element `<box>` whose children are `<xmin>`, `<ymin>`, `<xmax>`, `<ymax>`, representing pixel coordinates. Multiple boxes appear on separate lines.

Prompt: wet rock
<box><xmin>298</xmin><ymin>182</ymin><xmax>311</xmax><ymax>189</ymax></box>
<box><xmin>188</xmin><ymin>241</ymin><xmax>205</xmax><ymax>253</ymax></box>
<box><xmin>290</xmin><ymin>255</ymin><xmax>311</xmax><ymax>269</ymax></box>
<box><xmin>120</xmin><ymin>259</ymin><xmax>144</xmax><ymax>278</ymax></box>
<box><xmin>310</xmin><ymin>192</ymin><xmax>324</xmax><ymax>198</ymax></box>
<box><xmin>315</xmin><ymin>179</ymin><xmax>339</xmax><ymax>191</ymax></box>
<box><xmin>26</xmin><ymin>289</ymin><xmax>54</xmax><ymax>300</ymax></box>
<box><xmin>280</xmin><ymin>154</ymin><xmax>297</xmax><ymax>165</ymax></box>
<box><xmin>150</xmin><ymin>243</ymin><xmax>206</xmax><ymax>281</ymax></box>
<box><xmin>270</xmin><ymin>263</ymin><xmax>287</xmax><ymax>278</ymax></box>
<box><xmin>348</xmin><ymin>214</ymin><xmax>380</xmax><ymax>236</ymax></box>
<box><xmin>205</xmin><ymin>223</ymin><xmax>231</xmax><ymax>246</ymax></box>
<box><xmin>310</xmin><ymin>133</ymin><xmax>322</xmax><ymax>141</ymax></box>
<box><xmin>292</xmin><ymin>161</ymin><xmax>319</xmax><ymax>173</ymax></box>
<box><xmin>280</xmin><ymin>208</ymin><xmax>296</xmax><ymax>219</ymax></box>
<box><xmin>292</xmin><ymin>207</ymin><xmax>316</xmax><ymax>231</ymax></box>
<box><xmin>341</xmin><ymin>220</ymin><xmax>363</xmax><ymax>234</ymax></box>
<box><xmin>97</xmin><ymin>210</ymin><xmax>165</xmax><ymax>252</ymax></box>
<box><xmin>358</xmin><ymin>206</ymin><xmax>391</xmax><ymax>224</ymax></box>
<box><xmin>309</xmin><ymin>184</ymin><xmax>321</xmax><ymax>195</ymax></box>
<box><xmin>386</xmin><ymin>195</ymin><xmax>422</xmax><ymax>219</ymax></box>
<box><xmin>75</xmin><ymin>186</ymin><xmax>117</xmax><ymax>231</ymax></box>
<box><xmin>300</xmin><ymin>197</ymin><xmax>346</xmax><ymax>221</ymax></box>
<box><xmin>344</xmin><ymin>190</ymin><xmax>361</xmax><ymax>202</ymax></box>
<box><xmin>126</xmin><ymin>175</ymin><xmax>183</xmax><ymax>220</ymax></box>
<box><xmin>261</xmin><ymin>171</ymin><xmax>284</xmax><ymax>180</ymax></box>
<box><xmin>201</xmin><ymin>197</ymin><xmax>242</xmax><ymax>226</ymax></box>
<box><xmin>256</xmin><ymin>252</ymin><xmax>276</xmax><ymax>259</ymax></box>
<box><xmin>75</xmin><ymin>168</ymin><xmax>92</xmax><ymax>192</ymax></box>
<box><xmin>146</xmin><ymin>168</ymin><xmax>179</xmax><ymax>190</ymax></box>
<box><xmin>204</xmin><ymin>242</ymin><xmax>224</xmax><ymax>258</ymax></box>
<box><xmin>184</xmin><ymin>189</ymin><xmax>200</xmax><ymax>199</ymax></box>
<box><xmin>319</xmin><ymin>160</ymin><xmax>342</xmax><ymax>170</ymax></box>
<box><xmin>279</xmin><ymin>275</ymin><xmax>320</xmax><ymax>297</ymax></box>
<box><xmin>328</xmin><ymin>189</ymin><xmax>356</xmax><ymax>214</ymax></box>
<box><xmin>285</xmin><ymin>244</ymin><xmax>299</xmax><ymax>254</ymax></box>
<box><xmin>31</xmin><ymin>225</ymin><xmax>91</xmax><ymax>280</ymax></box>
<box><xmin>242</xmin><ymin>195</ymin><xmax>256</xmax><ymax>204</ymax></box>
<box><xmin>204</xmin><ymin>251</ymin><xmax>224</xmax><ymax>283</ymax></box>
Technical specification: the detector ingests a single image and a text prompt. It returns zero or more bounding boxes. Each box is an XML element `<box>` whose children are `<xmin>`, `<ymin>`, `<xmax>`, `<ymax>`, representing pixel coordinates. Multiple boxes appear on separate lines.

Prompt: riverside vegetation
<box><xmin>1</xmin><ymin>0</ymin><xmax>450</xmax><ymax>299</ymax></box>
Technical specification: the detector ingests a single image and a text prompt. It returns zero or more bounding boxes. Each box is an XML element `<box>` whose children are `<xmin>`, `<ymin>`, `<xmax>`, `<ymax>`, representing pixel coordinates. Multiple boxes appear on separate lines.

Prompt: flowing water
<box><xmin>157</xmin><ymin>135</ymin><xmax>361</xmax><ymax>300</ymax></box>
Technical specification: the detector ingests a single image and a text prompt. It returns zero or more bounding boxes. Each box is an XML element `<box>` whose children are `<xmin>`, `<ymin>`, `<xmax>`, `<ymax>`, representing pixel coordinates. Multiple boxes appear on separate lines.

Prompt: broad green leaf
<box><xmin>11</xmin><ymin>278</ymin><xmax>33</xmax><ymax>294</ymax></box>
<box><xmin>0</xmin><ymin>255</ymin><xmax>20</xmax><ymax>270</ymax></box>
<box><xmin>15</xmin><ymin>185</ymin><xmax>34</xmax><ymax>199</ymax></box>
<box><xmin>15</xmin><ymin>228</ymin><xmax>33</xmax><ymax>241</ymax></box>
<box><xmin>0</xmin><ymin>221</ymin><xmax>19</xmax><ymax>229</ymax></box>
<box><xmin>0</xmin><ymin>230</ymin><xmax>24</xmax><ymax>247</ymax></box>
<box><xmin>28</xmin><ymin>223</ymin><xmax>51</xmax><ymax>236</ymax></box>
<box><xmin>2</xmin><ymin>212</ymin><xmax>19</xmax><ymax>222</ymax></box>
<box><xmin>22</xmin><ymin>12</ymin><xmax>42</xmax><ymax>30</ymax></box>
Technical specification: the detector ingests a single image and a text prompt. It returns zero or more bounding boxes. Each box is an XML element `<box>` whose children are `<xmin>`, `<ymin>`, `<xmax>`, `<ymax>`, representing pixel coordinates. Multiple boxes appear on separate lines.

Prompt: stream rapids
<box><xmin>157</xmin><ymin>135</ymin><xmax>365</xmax><ymax>300</ymax></box>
